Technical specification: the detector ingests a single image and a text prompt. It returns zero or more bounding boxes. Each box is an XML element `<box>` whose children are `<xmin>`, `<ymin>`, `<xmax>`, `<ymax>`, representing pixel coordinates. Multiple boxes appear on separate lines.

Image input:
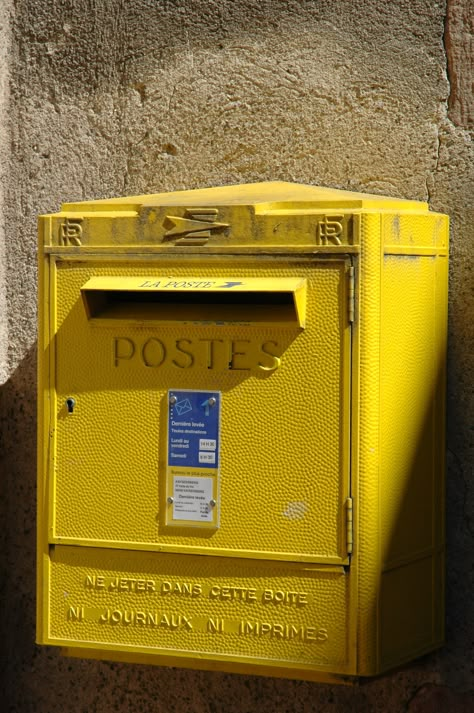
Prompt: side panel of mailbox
<box><xmin>355</xmin><ymin>211</ymin><xmax>448</xmax><ymax>676</ymax></box>
<box><xmin>378</xmin><ymin>213</ymin><xmax>448</xmax><ymax>672</ymax></box>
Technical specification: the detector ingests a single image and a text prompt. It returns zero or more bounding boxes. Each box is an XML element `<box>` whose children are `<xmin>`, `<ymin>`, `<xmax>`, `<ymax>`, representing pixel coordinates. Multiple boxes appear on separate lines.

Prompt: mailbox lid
<box><xmin>49</xmin><ymin>257</ymin><xmax>352</xmax><ymax>563</ymax></box>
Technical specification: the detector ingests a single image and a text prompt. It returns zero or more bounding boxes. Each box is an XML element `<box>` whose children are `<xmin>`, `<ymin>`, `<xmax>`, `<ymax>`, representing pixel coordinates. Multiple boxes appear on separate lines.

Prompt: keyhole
<box><xmin>66</xmin><ymin>398</ymin><xmax>76</xmax><ymax>414</ymax></box>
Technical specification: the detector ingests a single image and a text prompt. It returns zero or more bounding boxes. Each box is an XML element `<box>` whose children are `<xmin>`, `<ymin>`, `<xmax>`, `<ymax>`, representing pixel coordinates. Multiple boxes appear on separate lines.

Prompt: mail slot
<box><xmin>37</xmin><ymin>181</ymin><xmax>448</xmax><ymax>682</ymax></box>
<box><xmin>81</xmin><ymin>276</ymin><xmax>307</xmax><ymax>326</ymax></box>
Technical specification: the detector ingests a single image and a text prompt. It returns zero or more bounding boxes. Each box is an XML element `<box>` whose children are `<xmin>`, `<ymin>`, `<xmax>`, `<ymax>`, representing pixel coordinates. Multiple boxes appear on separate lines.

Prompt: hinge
<box><xmin>345</xmin><ymin>497</ymin><xmax>353</xmax><ymax>555</ymax></box>
<box><xmin>348</xmin><ymin>266</ymin><xmax>355</xmax><ymax>323</ymax></box>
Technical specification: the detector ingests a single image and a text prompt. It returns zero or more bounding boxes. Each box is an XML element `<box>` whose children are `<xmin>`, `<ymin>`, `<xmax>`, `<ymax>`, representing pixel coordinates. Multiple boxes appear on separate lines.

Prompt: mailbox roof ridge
<box><xmin>59</xmin><ymin>181</ymin><xmax>428</xmax><ymax>212</ymax></box>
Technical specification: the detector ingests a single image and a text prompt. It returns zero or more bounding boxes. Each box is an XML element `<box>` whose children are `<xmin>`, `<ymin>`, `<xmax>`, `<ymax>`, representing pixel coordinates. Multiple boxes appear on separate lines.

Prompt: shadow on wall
<box><xmin>0</xmin><ymin>344</ymin><xmax>38</xmax><ymax>681</ymax></box>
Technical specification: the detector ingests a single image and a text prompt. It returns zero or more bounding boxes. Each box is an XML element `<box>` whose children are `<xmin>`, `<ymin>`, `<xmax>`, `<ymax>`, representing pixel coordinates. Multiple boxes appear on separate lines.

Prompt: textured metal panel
<box><xmin>380</xmin><ymin>256</ymin><xmax>438</xmax><ymax>565</ymax></box>
<box><xmin>380</xmin><ymin>557</ymin><xmax>434</xmax><ymax>669</ymax></box>
<box><xmin>52</xmin><ymin>258</ymin><xmax>351</xmax><ymax>563</ymax></box>
<box><xmin>356</xmin><ymin>213</ymin><xmax>382</xmax><ymax>675</ymax></box>
<box><xmin>46</xmin><ymin>545</ymin><xmax>353</xmax><ymax>676</ymax></box>
<box><xmin>382</xmin><ymin>213</ymin><xmax>448</xmax><ymax>251</ymax></box>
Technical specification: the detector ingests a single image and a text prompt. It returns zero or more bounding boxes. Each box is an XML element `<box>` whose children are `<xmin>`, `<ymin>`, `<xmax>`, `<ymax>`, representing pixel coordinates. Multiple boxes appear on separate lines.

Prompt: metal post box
<box><xmin>37</xmin><ymin>182</ymin><xmax>448</xmax><ymax>682</ymax></box>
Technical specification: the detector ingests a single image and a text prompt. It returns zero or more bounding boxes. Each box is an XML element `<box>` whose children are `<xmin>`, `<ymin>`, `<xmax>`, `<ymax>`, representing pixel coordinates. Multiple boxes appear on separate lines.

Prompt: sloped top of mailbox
<box><xmin>43</xmin><ymin>182</ymin><xmax>446</xmax><ymax>252</ymax></box>
<box><xmin>61</xmin><ymin>181</ymin><xmax>427</xmax><ymax>212</ymax></box>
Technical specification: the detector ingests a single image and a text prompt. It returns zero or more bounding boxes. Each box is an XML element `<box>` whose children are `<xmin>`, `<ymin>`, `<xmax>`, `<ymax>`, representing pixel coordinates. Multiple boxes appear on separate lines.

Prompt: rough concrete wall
<box><xmin>0</xmin><ymin>1</ymin><xmax>472</xmax><ymax>711</ymax></box>
<box><xmin>0</xmin><ymin>0</ymin><xmax>12</xmax><ymax>384</ymax></box>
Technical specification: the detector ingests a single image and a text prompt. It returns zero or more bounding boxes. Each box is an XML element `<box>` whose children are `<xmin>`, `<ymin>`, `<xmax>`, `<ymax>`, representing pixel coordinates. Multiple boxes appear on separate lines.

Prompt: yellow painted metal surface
<box><xmin>37</xmin><ymin>181</ymin><xmax>448</xmax><ymax>681</ymax></box>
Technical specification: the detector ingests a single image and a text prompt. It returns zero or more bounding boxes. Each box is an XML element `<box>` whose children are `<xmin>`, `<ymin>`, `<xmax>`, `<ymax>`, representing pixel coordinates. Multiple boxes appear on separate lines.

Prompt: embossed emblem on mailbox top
<box><xmin>315</xmin><ymin>215</ymin><xmax>345</xmax><ymax>246</ymax></box>
<box><xmin>59</xmin><ymin>218</ymin><xmax>83</xmax><ymax>246</ymax></box>
<box><xmin>164</xmin><ymin>208</ymin><xmax>229</xmax><ymax>246</ymax></box>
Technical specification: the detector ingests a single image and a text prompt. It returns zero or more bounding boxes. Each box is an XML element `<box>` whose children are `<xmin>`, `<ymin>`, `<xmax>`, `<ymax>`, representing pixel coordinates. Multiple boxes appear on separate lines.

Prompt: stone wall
<box><xmin>1</xmin><ymin>1</ymin><xmax>472</xmax><ymax>711</ymax></box>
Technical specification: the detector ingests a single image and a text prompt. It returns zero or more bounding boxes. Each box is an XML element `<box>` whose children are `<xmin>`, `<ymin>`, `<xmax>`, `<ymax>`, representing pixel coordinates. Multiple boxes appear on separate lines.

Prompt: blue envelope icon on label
<box><xmin>175</xmin><ymin>398</ymin><xmax>192</xmax><ymax>416</ymax></box>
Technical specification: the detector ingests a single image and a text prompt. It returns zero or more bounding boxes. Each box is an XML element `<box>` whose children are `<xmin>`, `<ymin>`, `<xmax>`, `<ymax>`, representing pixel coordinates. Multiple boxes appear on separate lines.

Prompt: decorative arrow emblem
<box><xmin>164</xmin><ymin>209</ymin><xmax>229</xmax><ymax>246</ymax></box>
<box><xmin>218</xmin><ymin>281</ymin><xmax>243</xmax><ymax>288</ymax></box>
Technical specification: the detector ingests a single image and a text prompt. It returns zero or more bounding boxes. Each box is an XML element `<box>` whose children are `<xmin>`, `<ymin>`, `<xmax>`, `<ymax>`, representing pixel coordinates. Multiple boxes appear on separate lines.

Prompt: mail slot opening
<box><xmin>81</xmin><ymin>277</ymin><xmax>306</xmax><ymax>327</ymax></box>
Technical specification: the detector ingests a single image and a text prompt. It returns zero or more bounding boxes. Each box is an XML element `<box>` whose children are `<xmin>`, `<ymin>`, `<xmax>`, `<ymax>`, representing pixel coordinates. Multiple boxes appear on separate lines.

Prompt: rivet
<box><xmin>169</xmin><ymin>395</ymin><xmax>177</xmax><ymax>405</ymax></box>
<box><xmin>209</xmin><ymin>499</ymin><xmax>217</xmax><ymax>507</ymax></box>
<box><xmin>167</xmin><ymin>496</ymin><xmax>174</xmax><ymax>504</ymax></box>
<box><xmin>208</xmin><ymin>397</ymin><xmax>216</xmax><ymax>407</ymax></box>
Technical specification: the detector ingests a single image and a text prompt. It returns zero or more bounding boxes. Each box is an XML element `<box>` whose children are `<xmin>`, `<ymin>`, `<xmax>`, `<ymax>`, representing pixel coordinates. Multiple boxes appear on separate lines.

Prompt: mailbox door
<box><xmin>50</xmin><ymin>256</ymin><xmax>352</xmax><ymax>564</ymax></box>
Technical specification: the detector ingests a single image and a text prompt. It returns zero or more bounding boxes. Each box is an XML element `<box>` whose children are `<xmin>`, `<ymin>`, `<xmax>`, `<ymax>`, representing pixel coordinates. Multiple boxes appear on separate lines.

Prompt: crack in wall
<box><xmin>443</xmin><ymin>0</ymin><xmax>474</xmax><ymax>129</ymax></box>
<box><xmin>425</xmin><ymin>0</ymin><xmax>453</xmax><ymax>206</ymax></box>
<box><xmin>443</xmin><ymin>0</ymin><xmax>454</xmax><ymax>121</ymax></box>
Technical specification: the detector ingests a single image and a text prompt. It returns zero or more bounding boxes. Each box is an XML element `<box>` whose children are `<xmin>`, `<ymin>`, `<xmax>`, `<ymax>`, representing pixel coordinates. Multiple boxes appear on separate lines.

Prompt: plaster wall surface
<box><xmin>0</xmin><ymin>1</ymin><xmax>473</xmax><ymax>711</ymax></box>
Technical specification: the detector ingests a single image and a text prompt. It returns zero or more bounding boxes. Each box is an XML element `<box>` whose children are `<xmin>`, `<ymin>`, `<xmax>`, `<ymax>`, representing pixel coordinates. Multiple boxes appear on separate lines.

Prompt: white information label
<box><xmin>199</xmin><ymin>438</ymin><xmax>216</xmax><ymax>451</ymax></box>
<box><xmin>173</xmin><ymin>476</ymin><xmax>214</xmax><ymax>522</ymax></box>
<box><xmin>199</xmin><ymin>451</ymin><xmax>216</xmax><ymax>464</ymax></box>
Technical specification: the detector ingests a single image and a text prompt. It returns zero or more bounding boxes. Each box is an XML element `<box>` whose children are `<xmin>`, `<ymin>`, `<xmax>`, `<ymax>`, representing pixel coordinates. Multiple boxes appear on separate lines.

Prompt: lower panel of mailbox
<box><xmin>42</xmin><ymin>546</ymin><xmax>355</xmax><ymax>680</ymax></box>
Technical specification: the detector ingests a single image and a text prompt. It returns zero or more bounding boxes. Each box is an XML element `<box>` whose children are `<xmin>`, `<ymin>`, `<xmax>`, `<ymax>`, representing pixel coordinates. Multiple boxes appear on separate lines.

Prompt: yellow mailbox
<box><xmin>37</xmin><ymin>182</ymin><xmax>448</xmax><ymax>682</ymax></box>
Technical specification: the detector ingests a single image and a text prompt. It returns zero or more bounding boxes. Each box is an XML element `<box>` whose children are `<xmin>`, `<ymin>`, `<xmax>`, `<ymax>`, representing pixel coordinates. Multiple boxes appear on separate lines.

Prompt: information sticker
<box><xmin>166</xmin><ymin>390</ymin><xmax>221</xmax><ymax>528</ymax></box>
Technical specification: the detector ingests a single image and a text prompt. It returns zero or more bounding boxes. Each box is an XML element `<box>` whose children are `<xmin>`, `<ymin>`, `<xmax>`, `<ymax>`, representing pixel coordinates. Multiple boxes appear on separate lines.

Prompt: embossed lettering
<box><xmin>230</xmin><ymin>340</ymin><xmax>251</xmax><ymax>371</ymax></box>
<box><xmin>258</xmin><ymin>341</ymin><xmax>281</xmax><ymax>372</ymax></box>
<box><xmin>113</xmin><ymin>337</ymin><xmax>135</xmax><ymax>367</ymax></box>
<box><xmin>59</xmin><ymin>218</ymin><xmax>83</xmax><ymax>246</ymax></box>
<box><xmin>98</xmin><ymin>609</ymin><xmax>193</xmax><ymax>630</ymax></box>
<box><xmin>262</xmin><ymin>589</ymin><xmax>308</xmax><ymax>607</ymax></box>
<box><xmin>141</xmin><ymin>337</ymin><xmax>166</xmax><ymax>367</ymax></box>
<box><xmin>239</xmin><ymin>620</ymin><xmax>327</xmax><ymax>642</ymax></box>
<box><xmin>84</xmin><ymin>575</ymin><xmax>105</xmax><ymax>590</ymax></box>
<box><xmin>316</xmin><ymin>215</ymin><xmax>344</xmax><ymax>246</ymax></box>
<box><xmin>209</xmin><ymin>585</ymin><xmax>257</xmax><ymax>603</ymax></box>
<box><xmin>207</xmin><ymin>618</ymin><xmax>225</xmax><ymax>633</ymax></box>
<box><xmin>67</xmin><ymin>606</ymin><xmax>85</xmax><ymax>622</ymax></box>
<box><xmin>112</xmin><ymin>336</ymin><xmax>284</xmax><ymax>372</ymax></box>
<box><xmin>159</xmin><ymin>613</ymin><xmax>193</xmax><ymax>630</ymax></box>
<box><xmin>107</xmin><ymin>577</ymin><xmax>155</xmax><ymax>593</ymax></box>
<box><xmin>199</xmin><ymin>339</ymin><xmax>224</xmax><ymax>369</ymax></box>
<box><xmin>172</xmin><ymin>339</ymin><xmax>195</xmax><ymax>369</ymax></box>
<box><xmin>161</xmin><ymin>581</ymin><xmax>202</xmax><ymax>597</ymax></box>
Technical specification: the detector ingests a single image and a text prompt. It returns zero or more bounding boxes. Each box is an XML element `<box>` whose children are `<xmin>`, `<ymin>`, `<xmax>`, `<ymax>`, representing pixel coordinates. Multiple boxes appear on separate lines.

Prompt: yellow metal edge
<box><xmin>49</xmin><ymin>537</ymin><xmax>350</xmax><ymax>565</ymax></box>
<box><xmin>40</xmin><ymin>211</ymin><xmax>138</xmax><ymax>219</ymax></box>
<box><xmin>48</xmin><ymin>259</ymin><xmax>58</xmax><ymax>544</ymax></box>
<box><xmin>80</xmin><ymin>276</ymin><xmax>307</xmax><ymax>292</ymax></box>
<box><xmin>37</xmin><ymin>224</ymin><xmax>57</xmax><ymax>644</ymax></box>
<box><xmin>256</xmin><ymin>204</ymin><xmax>429</xmax><ymax>215</ymax></box>
<box><xmin>356</xmin><ymin>213</ymin><xmax>383</xmax><ymax>675</ymax></box>
<box><xmin>340</xmin><ymin>259</ymin><xmax>353</xmax><ymax>559</ymax></box>
<box><xmin>56</xmin><ymin>181</ymin><xmax>428</xmax><ymax>211</ymax></box>
<box><xmin>383</xmin><ymin>246</ymin><xmax>448</xmax><ymax>256</ymax></box>
<box><xmin>434</xmin><ymin>248</ymin><xmax>448</xmax><ymax>646</ymax></box>
<box><xmin>43</xmin><ymin>246</ymin><xmax>361</xmax><ymax>256</ymax></box>
<box><xmin>294</xmin><ymin>280</ymin><xmax>307</xmax><ymax>331</ymax></box>
<box><xmin>58</xmin><ymin>644</ymin><xmax>356</xmax><ymax>683</ymax></box>
<box><xmin>348</xmin><ymin>245</ymin><xmax>361</xmax><ymax>676</ymax></box>
<box><xmin>36</xmin><ymin>218</ymin><xmax>47</xmax><ymax>643</ymax></box>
